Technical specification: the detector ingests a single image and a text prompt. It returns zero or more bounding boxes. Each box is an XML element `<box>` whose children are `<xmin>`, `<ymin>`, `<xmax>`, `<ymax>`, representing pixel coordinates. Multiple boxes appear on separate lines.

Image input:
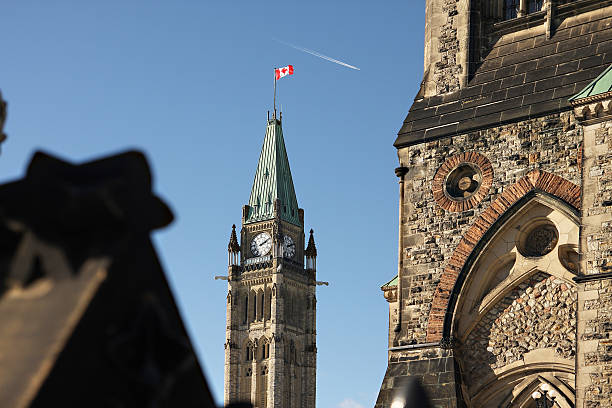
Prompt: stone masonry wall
<box><xmin>397</xmin><ymin>112</ymin><xmax>581</xmax><ymax>346</ymax></box>
<box><xmin>375</xmin><ymin>347</ymin><xmax>460</xmax><ymax>408</ymax></box>
<box><xmin>581</xmin><ymin>279</ymin><xmax>612</xmax><ymax>408</ymax></box>
<box><xmin>578</xmin><ymin>118</ymin><xmax>612</xmax><ymax>407</ymax></box>
<box><xmin>463</xmin><ymin>273</ymin><xmax>577</xmax><ymax>388</ymax></box>
<box><xmin>434</xmin><ymin>0</ymin><xmax>462</xmax><ymax>94</ymax></box>
<box><xmin>584</xmin><ymin>122</ymin><xmax>612</xmax><ymax>275</ymax></box>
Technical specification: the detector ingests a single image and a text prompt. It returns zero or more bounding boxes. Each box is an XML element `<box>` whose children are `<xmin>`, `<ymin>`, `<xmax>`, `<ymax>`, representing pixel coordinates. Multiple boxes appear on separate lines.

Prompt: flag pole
<box><xmin>273</xmin><ymin>68</ymin><xmax>277</xmax><ymax>119</ymax></box>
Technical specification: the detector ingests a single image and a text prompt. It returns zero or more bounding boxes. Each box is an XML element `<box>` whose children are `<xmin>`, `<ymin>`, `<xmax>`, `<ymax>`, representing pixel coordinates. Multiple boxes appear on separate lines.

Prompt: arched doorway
<box><xmin>450</xmin><ymin>195</ymin><xmax>578</xmax><ymax>407</ymax></box>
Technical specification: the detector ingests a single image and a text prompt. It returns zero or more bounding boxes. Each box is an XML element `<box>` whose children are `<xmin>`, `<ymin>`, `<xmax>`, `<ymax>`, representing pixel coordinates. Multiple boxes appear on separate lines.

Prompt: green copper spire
<box><xmin>246</xmin><ymin>117</ymin><xmax>301</xmax><ymax>226</ymax></box>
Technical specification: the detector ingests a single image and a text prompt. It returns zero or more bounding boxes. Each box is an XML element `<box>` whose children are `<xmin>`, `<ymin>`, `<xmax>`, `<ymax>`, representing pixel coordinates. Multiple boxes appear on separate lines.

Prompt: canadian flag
<box><xmin>275</xmin><ymin>65</ymin><xmax>294</xmax><ymax>80</ymax></box>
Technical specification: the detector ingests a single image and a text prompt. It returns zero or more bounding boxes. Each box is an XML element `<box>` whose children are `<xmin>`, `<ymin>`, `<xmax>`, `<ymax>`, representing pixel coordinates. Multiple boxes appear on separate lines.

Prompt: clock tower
<box><xmin>224</xmin><ymin>113</ymin><xmax>318</xmax><ymax>408</ymax></box>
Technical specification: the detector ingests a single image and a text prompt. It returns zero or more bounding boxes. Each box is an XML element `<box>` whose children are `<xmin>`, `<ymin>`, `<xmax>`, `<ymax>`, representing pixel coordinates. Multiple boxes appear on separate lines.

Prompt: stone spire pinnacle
<box><xmin>228</xmin><ymin>224</ymin><xmax>240</xmax><ymax>253</ymax></box>
<box><xmin>305</xmin><ymin>229</ymin><xmax>317</xmax><ymax>257</ymax></box>
<box><xmin>245</xmin><ymin>117</ymin><xmax>300</xmax><ymax>226</ymax></box>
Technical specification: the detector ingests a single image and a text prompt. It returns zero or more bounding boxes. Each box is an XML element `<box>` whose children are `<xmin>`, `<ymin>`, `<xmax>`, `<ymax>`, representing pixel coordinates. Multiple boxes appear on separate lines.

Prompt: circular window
<box><xmin>445</xmin><ymin>163</ymin><xmax>482</xmax><ymax>200</ymax></box>
<box><xmin>432</xmin><ymin>152</ymin><xmax>493</xmax><ymax>212</ymax></box>
<box><xmin>518</xmin><ymin>222</ymin><xmax>559</xmax><ymax>257</ymax></box>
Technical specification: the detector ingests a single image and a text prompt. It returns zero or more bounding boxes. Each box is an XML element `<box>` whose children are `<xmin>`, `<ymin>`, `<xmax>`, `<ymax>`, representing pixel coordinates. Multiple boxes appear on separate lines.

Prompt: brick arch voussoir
<box><xmin>425</xmin><ymin>170</ymin><xmax>580</xmax><ymax>342</ymax></box>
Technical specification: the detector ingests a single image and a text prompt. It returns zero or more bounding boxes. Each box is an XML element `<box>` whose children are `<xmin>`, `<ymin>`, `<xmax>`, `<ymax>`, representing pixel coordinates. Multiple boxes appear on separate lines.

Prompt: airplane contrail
<box><xmin>273</xmin><ymin>38</ymin><xmax>360</xmax><ymax>71</ymax></box>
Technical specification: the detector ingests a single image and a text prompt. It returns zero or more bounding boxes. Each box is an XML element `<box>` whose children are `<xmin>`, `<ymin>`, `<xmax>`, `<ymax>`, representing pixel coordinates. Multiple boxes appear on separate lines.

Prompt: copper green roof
<box><xmin>245</xmin><ymin>118</ymin><xmax>300</xmax><ymax>226</ymax></box>
<box><xmin>381</xmin><ymin>275</ymin><xmax>398</xmax><ymax>290</ymax></box>
<box><xmin>570</xmin><ymin>64</ymin><xmax>612</xmax><ymax>103</ymax></box>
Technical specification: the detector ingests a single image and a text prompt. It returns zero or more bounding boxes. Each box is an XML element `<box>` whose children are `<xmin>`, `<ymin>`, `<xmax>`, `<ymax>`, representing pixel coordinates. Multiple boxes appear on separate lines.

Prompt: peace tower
<box><xmin>223</xmin><ymin>113</ymin><xmax>318</xmax><ymax>408</ymax></box>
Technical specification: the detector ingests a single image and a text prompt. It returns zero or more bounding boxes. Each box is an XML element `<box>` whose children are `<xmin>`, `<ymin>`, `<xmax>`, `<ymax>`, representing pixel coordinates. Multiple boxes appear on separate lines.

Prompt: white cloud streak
<box><xmin>273</xmin><ymin>38</ymin><xmax>360</xmax><ymax>71</ymax></box>
<box><xmin>337</xmin><ymin>398</ymin><xmax>366</xmax><ymax>408</ymax></box>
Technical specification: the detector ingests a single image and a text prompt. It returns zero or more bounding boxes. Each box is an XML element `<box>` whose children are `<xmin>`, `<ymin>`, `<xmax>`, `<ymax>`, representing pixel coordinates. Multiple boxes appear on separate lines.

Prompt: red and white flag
<box><xmin>275</xmin><ymin>65</ymin><xmax>294</xmax><ymax>80</ymax></box>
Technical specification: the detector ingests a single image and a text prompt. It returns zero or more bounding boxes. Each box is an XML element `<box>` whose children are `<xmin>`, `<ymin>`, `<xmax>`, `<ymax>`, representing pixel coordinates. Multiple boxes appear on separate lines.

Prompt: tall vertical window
<box><xmin>504</xmin><ymin>0</ymin><xmax>519</xmax><ymax>19</ymax></box>
<box><xmin>528</xmin><ymin>0</ymin><xmax>543</xmax><ymax>13</ymax></box>
<box><xmin>244</xmin><ymin>295</ymin><xmax>249</xmax><ymax>324</ymax></box>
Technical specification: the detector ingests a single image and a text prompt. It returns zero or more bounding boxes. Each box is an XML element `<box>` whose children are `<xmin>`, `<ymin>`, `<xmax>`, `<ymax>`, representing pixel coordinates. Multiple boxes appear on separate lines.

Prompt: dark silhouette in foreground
<box><xmin>0</xmin><ymin>151</ymin><xmax>217</xmax><ymax>407</ymax></box>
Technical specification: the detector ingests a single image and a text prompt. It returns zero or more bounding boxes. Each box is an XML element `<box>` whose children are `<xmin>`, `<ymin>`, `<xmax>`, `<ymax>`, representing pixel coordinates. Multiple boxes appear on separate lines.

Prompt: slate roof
<box><xmin>570</xmin><ymin>63</ymin><xmax>612</xmax><ymax>102</ymax></box>
<box><xmin>246</xmin><ymin>117</ymin><xmax>301</xmax><ymax>226</ymax></box>
<box><xmin>395</xmin><ymin>5</ymin><xmax>612</xmax><ymax>148</ymax></box>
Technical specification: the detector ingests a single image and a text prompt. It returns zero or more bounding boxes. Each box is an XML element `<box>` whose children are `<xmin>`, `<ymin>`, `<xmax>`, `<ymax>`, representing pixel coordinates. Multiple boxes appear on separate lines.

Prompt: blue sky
<box><xmin>0</xmin><ymin>1</ymin><xmax>425</xmax><ymax>406</ymax></box>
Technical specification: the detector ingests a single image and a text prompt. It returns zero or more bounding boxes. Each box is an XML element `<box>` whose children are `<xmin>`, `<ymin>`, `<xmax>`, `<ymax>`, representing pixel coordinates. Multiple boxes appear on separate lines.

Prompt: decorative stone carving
<box><xmin>519</xmin><ymin>222</ymin><xmax>559</xmax><ymax>258</ymax></box>
<box><xmin>432</xmin><ymin>152</ymin><xmax>493</xmax><ymax>212</ymax></box>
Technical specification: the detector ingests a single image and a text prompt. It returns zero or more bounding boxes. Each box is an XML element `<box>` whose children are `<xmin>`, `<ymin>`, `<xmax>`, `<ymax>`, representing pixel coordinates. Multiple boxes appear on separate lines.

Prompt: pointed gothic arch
<box><xmin>426</xmin><ymin>170</ymin><xmax>580</xmax><ymax>342</ymax></box>
<box><xmin>257</xmin><ymin>289</ymin><xmax>264</xmax><ymax>321</ymax></box>
<box><xmin>428</xmin><ymin>171</ymin><xmax>580</xmax><ymax>407</ymax></box>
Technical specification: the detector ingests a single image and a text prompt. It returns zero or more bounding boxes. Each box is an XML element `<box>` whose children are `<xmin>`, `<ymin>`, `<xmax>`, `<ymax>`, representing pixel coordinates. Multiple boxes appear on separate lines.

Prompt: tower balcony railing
<box><xmin>245</xmin><ymin>255</ymin><xmax>271</xmax><ymax>265</ymax></box>
<box><xmin>243</xmin><ymin>255</ymin><xmax>272</xmax><ymax>271</ymax></box>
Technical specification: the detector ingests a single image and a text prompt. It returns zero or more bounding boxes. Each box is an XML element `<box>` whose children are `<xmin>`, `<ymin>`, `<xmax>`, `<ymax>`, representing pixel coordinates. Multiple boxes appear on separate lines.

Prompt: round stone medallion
<box><xmin>519</xmin><ymin>223</ymin><xmax>559</xmax><ymax>257</ymax></box>
<box><xmin>433</xmin><ymin>152</ymin><xmax>493</xmax><ymax>212</ymax></box>
<box><xmin>445</xmin><ymin>163</ymin><xmax>482</xmax><ymax>200</ymax></box>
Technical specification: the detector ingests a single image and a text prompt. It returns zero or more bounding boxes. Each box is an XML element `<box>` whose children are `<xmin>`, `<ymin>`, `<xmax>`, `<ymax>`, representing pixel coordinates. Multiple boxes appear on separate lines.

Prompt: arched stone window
<box><xmin>504</xmin><ymin>0</ymin><xmax>519</xmax><ymax>19</ymax></box>
<box><xmin>482</xmin><ymin>0</ymin><xmax>544</xmax><ymax>21</ymax></box>
<box><xmin>259</xmin><ymin>337</ymin><xmax>270</xmax><ymax>360</ymax></box>
<box><xmin>450</xmin><ymin>196</ymin><xmax>578</xmax><ymax>406</ymax></box>
<box><xmin>528</xmin><ymin>0</ymin><xmax>543</xmax><ymax>13</ymax></box>
<box><xmin>248</xmin><ymin>290</ymin><xmax>256</xmax><ymax>323</ymax></box>
<box><xmin>243</xmin><ymin>293</ymin><xmax>249</xmax><ymax>324</ymax></box>
<box><xmin>257</xmin><ymin>289</ymin><xmax>264</xmax><ymax>321</ymax></box>
<box><xmin>240</xmin><ymin>340</ymin><xmax>253</xmax><ymax>403</ymax></box>
<box><xmin>285</xmin><ymin>288</ymin><xmax>295</xmax><ymax>326</ymax></box>
<box><xmin>256</xmin><ymin>361</ymin><xmax>268</xmax><ymax>407</ymax></box>
<box><xmin>264</xmin><ymin>286</ymin><xmax>272</xmax><ymax>320</ymax></box>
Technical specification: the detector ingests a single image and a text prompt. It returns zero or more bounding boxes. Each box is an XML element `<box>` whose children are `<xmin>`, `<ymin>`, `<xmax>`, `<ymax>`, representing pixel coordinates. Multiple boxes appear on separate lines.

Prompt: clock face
<box><xmin>250</xmin><ymin>232</ymin><xmax>272</xmax><ymax>257</ymax></box>
<box><xmin>282</xmin><ymin>235</ymin><xmax>296</xmax><ymax>259</ymax></box>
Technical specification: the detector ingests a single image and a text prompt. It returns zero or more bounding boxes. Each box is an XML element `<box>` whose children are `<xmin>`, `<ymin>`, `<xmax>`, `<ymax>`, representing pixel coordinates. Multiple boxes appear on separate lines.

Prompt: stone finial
<box><xmin>228</xmin><ymin>224</ymin><xmax>240</xmax><ymax>253</ymax></box>
<box><xmin>305</xmin><ymin>229</ymin><xmax>317</xmax><ymax>257</ymax></box>
<box><xmin>0</xmin><ymin>91</ymin><xmax>7</xmax><ymax>145</ymax></box>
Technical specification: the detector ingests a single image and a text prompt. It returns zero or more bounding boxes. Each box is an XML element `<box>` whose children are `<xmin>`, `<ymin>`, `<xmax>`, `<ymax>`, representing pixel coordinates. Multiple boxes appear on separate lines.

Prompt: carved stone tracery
<box><xmin>522</xmin><ymin>224</ymin><xmax>559</xmax><ymax>257</ymax></box>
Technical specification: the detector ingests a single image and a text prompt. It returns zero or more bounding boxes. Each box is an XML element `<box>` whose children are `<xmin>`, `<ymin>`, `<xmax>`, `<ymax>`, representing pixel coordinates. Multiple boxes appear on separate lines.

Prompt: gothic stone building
<box><xmin>377</xmin><ymin>1</ymin><xmax>612</xmax><ymax>407</ymax></box>
<box><xmin>223</xmin><ymin>114</ymin><xmax>318</xmax><ymax>408</ymax></box>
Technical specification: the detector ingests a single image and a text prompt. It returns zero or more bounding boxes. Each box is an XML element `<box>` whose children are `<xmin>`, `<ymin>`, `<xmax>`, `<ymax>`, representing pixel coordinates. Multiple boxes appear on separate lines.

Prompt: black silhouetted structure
<box><xmin>0</xmin><ymin>151</ymin><xmax>217</xmax><ymax>407</ymax></box>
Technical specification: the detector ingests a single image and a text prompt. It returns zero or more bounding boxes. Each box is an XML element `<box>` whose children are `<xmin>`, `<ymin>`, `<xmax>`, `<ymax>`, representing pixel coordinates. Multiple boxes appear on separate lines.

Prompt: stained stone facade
<box><xmin>223</xmin><ymin>115</ymin><xmax>318</xmax><ymax>408</ymax></box>
<box><xmin>377</xmin><ymin>1</ymin><xmax>612</xmax><ymax>407</ymax></box>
